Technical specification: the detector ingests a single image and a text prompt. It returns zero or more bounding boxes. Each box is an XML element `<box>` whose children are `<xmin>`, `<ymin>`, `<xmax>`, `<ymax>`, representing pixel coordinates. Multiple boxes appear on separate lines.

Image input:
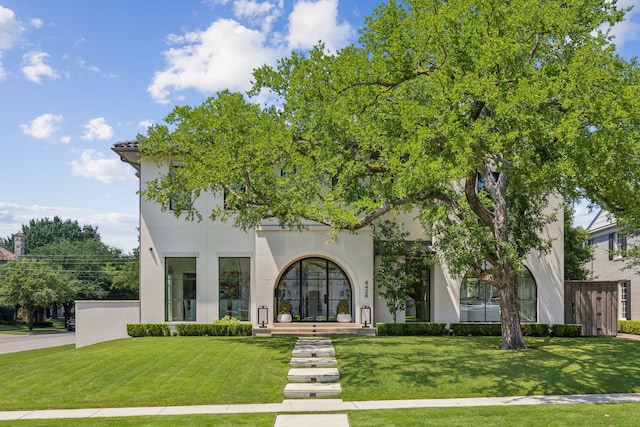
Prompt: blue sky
<box><xmin>1</xmin><ymin>0</ymin><xmax>639</xmax><ymax>253</ymax></box>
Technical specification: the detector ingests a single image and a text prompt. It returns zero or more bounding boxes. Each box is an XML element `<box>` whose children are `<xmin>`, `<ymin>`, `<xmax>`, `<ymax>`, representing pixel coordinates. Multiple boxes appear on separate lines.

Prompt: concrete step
<box><xmin>292</xmin><ymin>346</ymin><xmax>335</xmax><ymax>358</ymax></box>
<box><xmin>290</xmin><ymin>357</ymin><xmax>337</xmax><ymax>368</ymax></box>
<box><xmin>283</xmin><ymin>383</ymin><xmax>342</xmax><ymax>398</ymax></box>
<box><xmin>288</xmin><ymin>368</ymin><xmax>339</xmax><ymax>383</ymax></box>
<box><xmin>274</xmin><ymin>414</ymin><xmax>349</xmax><ymax>427</ymax></box>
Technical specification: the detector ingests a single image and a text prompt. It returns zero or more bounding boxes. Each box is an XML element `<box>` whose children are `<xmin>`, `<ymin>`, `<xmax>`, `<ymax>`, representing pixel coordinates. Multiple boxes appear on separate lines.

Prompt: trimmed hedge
<box><xmin>127</xmin><ymin>323</ymin><xmax>171</xmax><ymax>337</ymax></box>
<box><xmin>376</xmin><ymin>322</ymin><xmax>448</xmax><ymax>336</ymax></box>
<box><xmin>521</xmin><ymin>323</ymin><xmax>550</xmax><ymax>337</ymax></box>
<box><xmin>176</xmin><ymin>323</ymin><xmax>253</xmax><ymax>336</ymax></box>
<box><xmin>550</xmin><ymin>324</ymin><xmax>582</xmax><ymax>337</ymax></box>
<box><xmin>618</xmin><ymin>320</ymin><xmax>640</xmax><ymax>335</ymax></box>
<box><xmin>449</xmin><ymin>323</ymin><xmax>502</xmax><ymax>336</ymax></box>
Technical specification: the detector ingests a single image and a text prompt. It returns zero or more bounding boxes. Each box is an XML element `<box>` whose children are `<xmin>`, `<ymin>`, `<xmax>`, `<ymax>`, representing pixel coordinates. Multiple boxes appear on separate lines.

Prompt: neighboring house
<box><xmin>587</xmin><ymin>209</ymin><xmax>635</xmax><ymax>320</ymax></box>
<box><xmin>101</xmin><ymin>141</ymin><xmax>564</xmax><ymax>340</ymax></box>
<box><xmin>0</xmin><ymin>247</ymin><xmax>16</xmax><ymax>267</ymax></box>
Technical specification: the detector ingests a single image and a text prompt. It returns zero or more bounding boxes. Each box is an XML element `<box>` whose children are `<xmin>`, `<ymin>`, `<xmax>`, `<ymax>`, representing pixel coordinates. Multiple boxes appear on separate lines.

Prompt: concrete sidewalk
<box><xmin>2</xmin><ymin>393</ymin><xmax>640</xmax><ymax>421</ymax></box>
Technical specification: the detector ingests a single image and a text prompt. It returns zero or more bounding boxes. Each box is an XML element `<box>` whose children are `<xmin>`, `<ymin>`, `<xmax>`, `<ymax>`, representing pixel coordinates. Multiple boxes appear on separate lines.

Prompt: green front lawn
<box><xmin>334</xmin><ymin>336</ymin><xmax>640</xmax><ymax>401</ymax></box>
<box><xmin>1</xmin><ymin>335</ymin><xmax>639</xmax><ymax>413</ymax></box>
<box><xmin>0</xmin><ymin>337</ymin><xmax>295</xmax><ymax>411</ymax></box>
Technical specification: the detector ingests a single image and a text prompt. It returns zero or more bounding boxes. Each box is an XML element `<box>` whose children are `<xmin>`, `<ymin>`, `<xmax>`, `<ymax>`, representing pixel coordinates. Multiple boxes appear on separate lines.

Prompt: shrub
<box><xmin>127</xmin><ymin>323</ymin><xmax>171</xmax><ymax>337</ymax></box>
<box><xmin>618</xmin><ymin>320</ymin><xmax>640</xmax><ymax>335</ymax></box>
<box><xmin>449</xmin><ymin>323</ymin><xmax>502</xmax><ymax>336</ymax></box>
<box><xmin>377</xmin><ymin>322</ymin><xmax>448</xmax><ymax>336</ymax></box>
<box><xmin>175</xmin><ymin>323</ymin><xmax>252</xmax><ymax>336</ymax></box>
<box><xmin>521</xmin><ymin>323</ymin><xmax>550</xmax><ymax>337</ymax></box>
<box><xmin>33</xmin><ymin>321</ymin><xmax>54</xmax><ymax>328</ymax></box>
<box><xmin>550</xmin><ymin>324</ymin><xmax>582</xmax><ymax>337</ymax></box>
<box><xmin>214</xmin><ymin>315</ymin><xmax>240</xmax><ymax>325</ymax></box>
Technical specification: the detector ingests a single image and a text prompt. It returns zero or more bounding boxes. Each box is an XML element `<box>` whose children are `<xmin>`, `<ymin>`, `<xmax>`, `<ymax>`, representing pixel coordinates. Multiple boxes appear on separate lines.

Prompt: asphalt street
<box><xmin>0</xmin><ymin>332</ymin><xmax>75</xmax><ymax>354</ymax></box>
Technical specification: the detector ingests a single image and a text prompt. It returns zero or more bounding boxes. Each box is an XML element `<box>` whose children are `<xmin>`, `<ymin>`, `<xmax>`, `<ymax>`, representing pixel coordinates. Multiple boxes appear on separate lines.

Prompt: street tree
<box><xmin>139</xmin><ymin>0</ymin><xmax>640</xmax><ymax>349</ymax></box>
<box><xmin>0</xmin><ymin>259</ymin><xmax>76</xmax><ymax>330</ymax></box>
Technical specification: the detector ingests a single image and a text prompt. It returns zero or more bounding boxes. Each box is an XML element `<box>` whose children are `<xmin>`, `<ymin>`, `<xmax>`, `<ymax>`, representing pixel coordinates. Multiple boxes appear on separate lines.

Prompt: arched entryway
<box><xmin>276</xmin><ymin>257</ymin><xmax>352</xmax><ymax>322</ymax></box>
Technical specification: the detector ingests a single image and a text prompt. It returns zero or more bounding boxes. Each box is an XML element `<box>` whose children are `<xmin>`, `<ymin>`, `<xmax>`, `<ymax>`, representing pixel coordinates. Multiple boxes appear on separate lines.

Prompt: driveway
<box><xmin>0</xmin><ymin>332</ymin><xmax>75</xmax><ymax>354</ymax></box>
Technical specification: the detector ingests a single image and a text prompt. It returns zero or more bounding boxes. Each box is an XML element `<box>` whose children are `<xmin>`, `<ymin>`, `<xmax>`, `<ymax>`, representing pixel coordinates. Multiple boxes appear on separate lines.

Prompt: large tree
<box><xmin>0</xmin><ymin>259</ymin><xmax>76</xmax><ymax>330</ymax></box>
<box><xmin>140</xmin><ymin>0</ymin><xmax>640</xmax><ymax>349</ymax></box>
<box><xmin>0</xmin><ymin>216</ymin><xmax>101</xmax><ymax>254</ymax></box>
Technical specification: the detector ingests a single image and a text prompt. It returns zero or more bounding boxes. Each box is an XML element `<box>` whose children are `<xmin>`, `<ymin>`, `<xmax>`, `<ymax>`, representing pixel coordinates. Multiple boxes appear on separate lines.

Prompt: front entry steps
<box><xmin>283</xmin><ymin>337</ymin><xmax>342</xmax><ymax>399</ymax></box>
<box><xmin>254</xmin><ymin>322</ymin><xmax>375</xmax><ymax>337</ymax></box>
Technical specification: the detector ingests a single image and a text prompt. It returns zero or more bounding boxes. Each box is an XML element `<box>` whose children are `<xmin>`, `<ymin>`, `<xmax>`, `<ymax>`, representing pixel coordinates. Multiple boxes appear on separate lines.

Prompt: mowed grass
<box><xmin>333</xmin><ymin>336</ymin><xmax>640</xmax><ymax>401</ymax></box>
<box><xmin>2</xmin><ymin>335</ymin><xmax>640</xmax><ymax>415</ymax></box>
<box><xmin>0</xmin><ymin>337</ymin><xmax>295</xmax><ymax>411</ymax></box>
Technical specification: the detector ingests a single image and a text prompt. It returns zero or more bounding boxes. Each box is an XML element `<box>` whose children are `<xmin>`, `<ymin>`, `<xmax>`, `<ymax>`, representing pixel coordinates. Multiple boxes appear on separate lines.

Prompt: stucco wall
<box><xmin>75</xmin><ymin>300</ymin><xmax>140</xmax><ymax>348</ymax></box>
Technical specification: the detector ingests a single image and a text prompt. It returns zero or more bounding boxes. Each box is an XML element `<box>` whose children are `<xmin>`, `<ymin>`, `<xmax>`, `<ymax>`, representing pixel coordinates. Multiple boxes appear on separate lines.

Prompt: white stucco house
<box><xmin>77</xmin><ymin>141</ymin><xmax>565</xmax><ymax>346</ymax></box>
<box><xmin>586</xmin><ymin>209</ymin><xmax>634</xmax><ymax>320</ymax></box>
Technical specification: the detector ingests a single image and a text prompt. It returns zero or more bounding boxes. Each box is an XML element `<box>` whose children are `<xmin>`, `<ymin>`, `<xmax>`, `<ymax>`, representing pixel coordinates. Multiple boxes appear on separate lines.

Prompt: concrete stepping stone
<box><xmin>274</xmin><ymin>414</ymin><xmax>349</xmax><ymax>427</ymax></box>
<box><xmin>290</xmin><ymin>357</ymin><xmax>337</xmax><ymax>368</ymax></box>
<box><xmin>287</xmin><ymin>368</ymin><xmax>339</xmax><ymax>383</ymax></box>
<box><xmin>291</xmin><ymin>346</ymin><xmax>335</xmax><ymax>357</ymax></box>
<box><xmin>283</xmin><ymin>383</ymin><xmax>342</xmax><ymax>398</ymax></box>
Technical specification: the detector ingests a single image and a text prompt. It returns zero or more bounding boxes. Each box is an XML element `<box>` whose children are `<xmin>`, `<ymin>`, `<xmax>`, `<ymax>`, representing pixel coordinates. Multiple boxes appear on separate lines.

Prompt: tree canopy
<box><xmin>139</xmin><ymin>0</ymin><xmax>640</xmax><ymax>349</ymax></box>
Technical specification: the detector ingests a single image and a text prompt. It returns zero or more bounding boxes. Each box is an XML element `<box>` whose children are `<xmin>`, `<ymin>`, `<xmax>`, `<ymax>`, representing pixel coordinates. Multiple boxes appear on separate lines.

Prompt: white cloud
<box><xmin>20</xmin><ymin>113</ymin><xmax>63</xmax><ymax>140</ymax></box>
<box><xmin>30</xmin><ymin>18</ymin><xmax>43</xmax><ymax>29</ymax></box>
<box><xmin>609</xmin><ymin>1</ymin><xmax>640</xmax><ymax>50</ymax></box>
<box><xmin>0</xmin><ymin>5</ymin><xmax>25</xmax><ymax>51</ymax></box>
<box><xmin>0</xmin><ymin>202</ymin><xmax>139</xmax><ymax>252</ymax></box>
<box><xmin>21</xmin><ymin>51</ymin><xmax>60</xmax><ymax>83</ymax></box>
<box><xmin>287</xmin><ymin>0</ymin><xmax>354</xmax><ymax>52</ymax></box>
<box><xmin>76</xmin><ymin>58</ymin><xmax>101</xmax><ymax>73</ymax></box>
<box><xmin>68</xmin><ymin>149</ymin><xmax>137</xmax><ymax>184</ymax></box>
<box><xmin>82</xmin><ymin>117</ymin><xmax>114</xmax><ymax>141</ymax></box>
<box><xmin>138</xmin><ymin>120</ymin><xmax>153</xmax><ymax>130</ymax></box>
<box><xmin>148</xmin><ymin>18</ymin><xmax>285</xmax><ymax>104</ymax></box>
<box><xmin>233</xmin><ymin>0</ymin><xmax>282</xmax><ymax>32</ymax></box>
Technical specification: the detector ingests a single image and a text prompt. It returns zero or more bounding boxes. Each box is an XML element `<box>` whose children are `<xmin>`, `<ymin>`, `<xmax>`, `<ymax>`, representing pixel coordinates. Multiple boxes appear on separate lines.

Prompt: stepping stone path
<box><xmin>283</xmin><ymin>337</ymin><xmax>342</xmax><ymax>398</ymax></box>
<box><xmin>275</xmin><ymin>337</ymin><xmax>349</xmax><ymax>427</ymax></box>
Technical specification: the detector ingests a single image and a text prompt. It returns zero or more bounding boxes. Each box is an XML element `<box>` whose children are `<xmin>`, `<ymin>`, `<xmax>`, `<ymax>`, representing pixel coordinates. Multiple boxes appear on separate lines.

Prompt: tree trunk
<box><xmin>497</xmin><ymin>279</ymin><xmax>526</xmax><ymax>350</ymax></box>
<box><xmin>26</xmin><ymin>304</ymin><xmax>35</xmax><ymax>331</ymax></box>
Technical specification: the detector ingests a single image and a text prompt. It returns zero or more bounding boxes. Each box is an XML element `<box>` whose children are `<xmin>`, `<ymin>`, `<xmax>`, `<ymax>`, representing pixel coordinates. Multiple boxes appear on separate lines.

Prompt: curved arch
<box><xmin>275</xmin><ymin>257</ymin><xmax>353</xmax><ymax>322</ymax></box>
<box><xmin>460</xmin><ymin>266</ymin><xmax>537</xmax><ymax>323</ymax></box>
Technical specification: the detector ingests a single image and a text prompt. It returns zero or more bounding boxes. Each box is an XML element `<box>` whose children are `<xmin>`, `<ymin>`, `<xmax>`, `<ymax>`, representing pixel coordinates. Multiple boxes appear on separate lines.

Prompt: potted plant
<box><xmin>277</xmin><ymin>299</ymin><xmax>292</xmax><ymax>323</ymax></box>
<box><xmin>336</xmin><ymin>299</ymin><xmax>351</xmax><ymax>322</ymax></box>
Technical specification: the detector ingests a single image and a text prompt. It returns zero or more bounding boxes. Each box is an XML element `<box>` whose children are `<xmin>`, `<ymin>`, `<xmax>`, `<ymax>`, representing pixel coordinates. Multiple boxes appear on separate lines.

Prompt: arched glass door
<box><xmin>276</xmin><ymin>257</ymin><xmax>352</xmax><ymax>322</ymax></box>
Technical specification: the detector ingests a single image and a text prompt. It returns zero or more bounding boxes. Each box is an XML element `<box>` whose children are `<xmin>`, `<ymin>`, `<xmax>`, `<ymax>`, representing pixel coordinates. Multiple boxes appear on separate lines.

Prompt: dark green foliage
<box><xmin>521</xmin><ymin>323</ymin><xmax>550</xmax><ymax>337</ymax></box>
<box><xmin>175</xmin><ymin>323</ymin><xmax>253</xmax><ymax>336</ymax></box>
<box><xmin>127</xmin><ymin>324</ymin><xmax>171</xmax><ymax>337</ymax></box>
<box><xmin>450</xmin><ymin>323</ymin><xmax>502</xmax><ymax>336</ymax></box>
<box><xmin>618</xmin><ymin>320</ymin><xmax>640</xmax><ymax>335</ymax></box>
<box><xmin>550</xmin><ymin>324</ymin><xmax>582</xmax><ymax>337</ymax></box>
<box><xmin>564</xmin><ymin>206</ymin><xmax>594</xmax><ymax>280</ymax></box>
<box><xmin>376</xmin><ymin>322</ymin><xmax>448</xmax><ymax>336</ymax></box>
<box><xmin>0</xmin><ymin>305</ymin><xmax>15</xmax><ymax>322</ymax></box>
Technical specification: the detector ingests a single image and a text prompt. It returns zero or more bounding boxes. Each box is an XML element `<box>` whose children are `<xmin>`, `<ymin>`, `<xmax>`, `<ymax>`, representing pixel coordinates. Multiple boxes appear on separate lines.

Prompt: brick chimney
<box><xmin>12</xmin><ymin>232</ymin><xmax>25</xmax><ymax>258</ymax></box>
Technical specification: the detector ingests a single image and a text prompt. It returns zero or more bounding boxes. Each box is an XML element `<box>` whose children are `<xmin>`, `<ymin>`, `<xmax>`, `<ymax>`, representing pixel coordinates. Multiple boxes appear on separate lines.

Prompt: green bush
<box><xmin>550</xmin><ymin>324</ymin><xmax>582</xmax><ymax>337</ymax></box>
<box><xmin>376</xmin><ymin>322</ymin><xmax>448</xmax><ymax>336</ymax></box>
<box><xmin>214</xmin><ymin>315</ymin><xmax>240</xmax><ymax>325</ymax></box>
<box><xmin>175</xmin><ymin>323</ymin><xmax>252</xmax><ymax>336</ymax></box>
<box><xmin>618</xmin><ymin>320</ymin><xmax>640</xmax><ymax>335</ymax></box>
<box><xmin>127</xmin><ymin>323</ymin><xmax>171</xmax><ymax>337</ymax></box>
<box><xmin>521</xmin><ymin>323</ymin><xmax>550</xmax><ymax>337</ymax></box>
<box><xmin>33</xmin><ymin>321</ymin><xmax>54</xmax><ymax>328</ymax></box>
<box><xmin>449</xmin><ymin>323</ymin><xmax>502</xmax><ymax>336</ymax></box>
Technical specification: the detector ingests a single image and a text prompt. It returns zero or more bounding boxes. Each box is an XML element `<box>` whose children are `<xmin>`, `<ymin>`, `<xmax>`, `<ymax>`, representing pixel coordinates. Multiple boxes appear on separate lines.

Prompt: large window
<box><xmin>166</xmin><ymin>257</ymin><xmax>196</xmax><ymax>321</ymax></box>
<box><xmin>276</xmin><ymin>258</ymin><xmax>352</xmax><ymax>322</ymax></box>
<box><xmin>219</xmin><ymin>257</ymin><xmax>251</xmax><ymax>321</ymax></box>
<box><xmin>460</xmin><ymin>267</ymin><xmax>537</xmax><ymax>323</ymax></box>
<box><xmin>406</xmin><ymin>263</ymin><xmax>430</xmax><ymax>322</ymax></box>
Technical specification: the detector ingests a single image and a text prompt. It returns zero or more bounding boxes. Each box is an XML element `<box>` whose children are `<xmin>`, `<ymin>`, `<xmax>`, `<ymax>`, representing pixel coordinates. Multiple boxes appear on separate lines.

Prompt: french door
<box><xmin>276</xmin><ymin>258</ymin><xmax>352</xmax><ymax>322</ymax></box>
